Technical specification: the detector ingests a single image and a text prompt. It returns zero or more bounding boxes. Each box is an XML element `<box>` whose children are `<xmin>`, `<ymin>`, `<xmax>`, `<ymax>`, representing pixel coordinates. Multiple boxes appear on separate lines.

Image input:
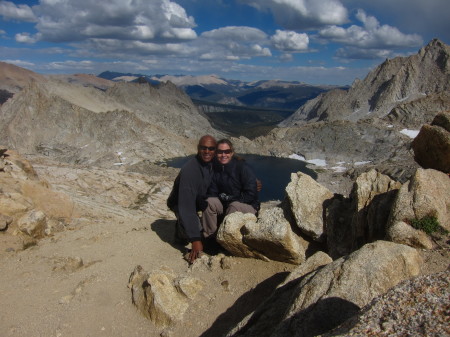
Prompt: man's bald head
<box><xmin>197</xmin><ymin>135</ymin><xmax>217</xmax><ymax>163</ymax></box>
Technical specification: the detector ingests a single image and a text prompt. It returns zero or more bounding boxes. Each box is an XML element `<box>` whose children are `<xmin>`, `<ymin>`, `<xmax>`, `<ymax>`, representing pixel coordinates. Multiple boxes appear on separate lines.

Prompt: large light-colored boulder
<box><xmin>279</xmin><ymin>251</ymin><xmax>332</xmax><ymax>287</ymax></box>
<box><xmin>351</xmin><ymin>169</ymin><xmax>401</xmax><ymax>244</ymax></box>
<box><xmin>216</xmin><ymin>212</ymin><xmax>269</xmax><ymax>261</ymax></box>
<box><xmin>387</xmin><ymin>220</ymin><xmax>433</xmax><ymax>249</ymax></box>
<box><xmin>216</xmin><ymin>209</ymin><xmax>307</xmax><ymax>264</ymax></box>
<box><xmin>285</xmin><ymin>172</ymin><xmax>334</xmax><ymax>242</ymax></box>
<box><xmin>17</xmin><ymin>209</ymin><xmax>48</xmax><ymax>238</ymax></box>
<box><xmin>412</xmin><ymin>111</ymin><xmax>450</xmax><ymax>173</ymax></box>
<box><xmin>128</xmin><ymin>265</ymin><xmax>201</xmax><ymax>328</ymax></box>
<box><xmin>230</xmin><ymin>241</ymin><xmax>422</xmax><ymax>337</ymax></box>
<box><xmin>174</xmin><ymin>276</ymin><xmax>206</xmax><ymax>300</ymax></box>
<box><xmin>326</xmin><ymin>170</ymin><xmax>401</xmax><ymax>259</ymax></box>
<box><xmin>387</xmin><ymin>168</ymin><xmax>450</xmax><ymax>247</ymax></box>
<box><xmin>245</xmin><ymin>207</ymin><xmax>306</xmax><ymax>264</ymax></box>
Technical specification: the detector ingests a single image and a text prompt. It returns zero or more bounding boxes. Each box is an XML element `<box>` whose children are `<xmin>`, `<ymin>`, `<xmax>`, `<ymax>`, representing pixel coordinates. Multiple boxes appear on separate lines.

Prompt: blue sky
<box><xmin>0</xmin><ymin>0</ymin><xmax>448</xmax><ymax>85</ymax></box>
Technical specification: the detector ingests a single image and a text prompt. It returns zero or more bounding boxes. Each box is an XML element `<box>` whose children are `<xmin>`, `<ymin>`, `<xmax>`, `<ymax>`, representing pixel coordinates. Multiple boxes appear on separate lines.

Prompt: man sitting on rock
<box><xmin>167</xmin><ymin>135</ymin><xmax>217</xmax><ymax>263</ymax></box>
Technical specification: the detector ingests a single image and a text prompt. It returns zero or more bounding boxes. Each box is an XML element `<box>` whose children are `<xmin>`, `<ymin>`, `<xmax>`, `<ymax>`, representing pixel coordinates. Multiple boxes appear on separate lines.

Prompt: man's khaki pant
<box><xmin>201</xmin><ymin>197</ymin><xmax>257</xmax><ymax>238</ymax></box>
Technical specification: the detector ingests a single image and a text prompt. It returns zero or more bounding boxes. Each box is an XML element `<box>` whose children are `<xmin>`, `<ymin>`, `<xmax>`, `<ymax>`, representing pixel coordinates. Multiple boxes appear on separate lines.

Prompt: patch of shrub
<box><xmin>408</xmin><ymin>215</ymin><xmax>448</xmax><ymax>235</ymax></box>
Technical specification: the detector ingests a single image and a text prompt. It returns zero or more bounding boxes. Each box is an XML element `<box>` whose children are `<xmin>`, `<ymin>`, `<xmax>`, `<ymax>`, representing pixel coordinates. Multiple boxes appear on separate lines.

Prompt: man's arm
<box><xmin>177</xmin><ymin>163</ymin><xmax>203</xmax><ymax>242</ymax></box>
<box><xmin>239</xmin><ymin>164</ymin><xmax>258</xmax><ymax>204</ymax></box>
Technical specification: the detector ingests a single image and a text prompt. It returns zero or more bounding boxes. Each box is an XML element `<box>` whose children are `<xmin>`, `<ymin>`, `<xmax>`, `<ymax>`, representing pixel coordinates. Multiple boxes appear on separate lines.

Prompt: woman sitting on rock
<box><xmin>201</xmin><ymin>138</ymin><xmax>260</xmax><ymax>239</ymax></box>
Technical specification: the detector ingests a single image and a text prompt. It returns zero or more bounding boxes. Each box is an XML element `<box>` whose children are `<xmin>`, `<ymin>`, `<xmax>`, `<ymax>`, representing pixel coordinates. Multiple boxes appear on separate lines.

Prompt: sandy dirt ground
<box><xmin>1</xmin><ymin>156</ymin><xmax>448</xmax><ymax>337</ymax></box>
<box><xmin>0</xmin><ymin>158</ymin><xmax>295</xmax><ymax>337</ymax></box>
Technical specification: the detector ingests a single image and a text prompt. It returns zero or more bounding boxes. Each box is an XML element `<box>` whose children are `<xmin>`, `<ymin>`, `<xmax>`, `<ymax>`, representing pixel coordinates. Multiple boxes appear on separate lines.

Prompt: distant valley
<box><xmin>98</xmin><ymin>71</ymin><xmax>345</xmax><ymax>138</ymax></box>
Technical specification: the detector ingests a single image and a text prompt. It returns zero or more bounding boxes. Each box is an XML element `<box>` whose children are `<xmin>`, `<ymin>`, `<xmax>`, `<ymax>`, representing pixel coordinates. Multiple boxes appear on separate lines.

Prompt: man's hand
<box><xmin>256</xmin><ymin>179</ymin><xmax>262</xmax><ymax>192</ymax></box>
<box><xmin>188</xmin><ymin>240</ymin><xmax>203</xmax><ymax>264</ymax></box>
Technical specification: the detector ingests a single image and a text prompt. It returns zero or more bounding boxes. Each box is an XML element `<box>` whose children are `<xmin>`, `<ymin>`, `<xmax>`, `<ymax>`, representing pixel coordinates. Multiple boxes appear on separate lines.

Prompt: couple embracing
<box><xmin>167</xmin><ymin>135</ymin><xmax>260</xmax><ymax>263</ymax></box>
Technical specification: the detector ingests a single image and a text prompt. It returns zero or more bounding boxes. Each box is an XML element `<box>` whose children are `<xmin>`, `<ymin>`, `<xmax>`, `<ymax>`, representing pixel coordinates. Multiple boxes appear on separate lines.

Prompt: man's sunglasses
<box><xmin>216</xmin><ymin>149</ymin><xmax>232</xmax><ymax>154</ymax></box>
<box><xmin>199</xmin><ymin>146</ymin><xmax>216</xmax><ymax>151</ymax></box>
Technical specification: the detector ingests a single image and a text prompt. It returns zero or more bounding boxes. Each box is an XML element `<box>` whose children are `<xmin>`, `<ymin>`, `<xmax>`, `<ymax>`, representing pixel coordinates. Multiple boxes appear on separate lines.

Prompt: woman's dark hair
<box><xmin>217</xmin><ymin>138</ymin><xmax>234</xmax><ymax>152</ymax></box>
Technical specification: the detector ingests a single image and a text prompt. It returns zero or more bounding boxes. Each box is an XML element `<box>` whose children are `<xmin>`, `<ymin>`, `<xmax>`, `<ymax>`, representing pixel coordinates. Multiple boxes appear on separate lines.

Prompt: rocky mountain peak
<box><xmin>280</xmin><ymin>39</ymin><xmax>450</xmax><ymax>127</ymax></box>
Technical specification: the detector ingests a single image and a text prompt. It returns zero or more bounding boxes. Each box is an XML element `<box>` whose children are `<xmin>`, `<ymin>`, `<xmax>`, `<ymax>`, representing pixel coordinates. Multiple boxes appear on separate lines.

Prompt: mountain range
<box><xmin>98</xmin><ymin>71</ymin><xmax>343</xmax><ymax>111</ymax></box>
<box><xmin>242</xmin><ymin>38</ymin><xmax>449</xmax><ymax>182</ymax></box>
<box><xmin>0</xmin><ymin>38</ymin><xmax>448</xmax><ymax>183</ymax></box>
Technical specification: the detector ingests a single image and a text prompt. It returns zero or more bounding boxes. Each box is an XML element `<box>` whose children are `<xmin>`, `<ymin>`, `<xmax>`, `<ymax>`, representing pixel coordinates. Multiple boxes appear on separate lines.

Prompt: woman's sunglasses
<box><xmin>216</xmin><ymin>149</ymin><xmax>232</xmax><ymax>154</ymax></box>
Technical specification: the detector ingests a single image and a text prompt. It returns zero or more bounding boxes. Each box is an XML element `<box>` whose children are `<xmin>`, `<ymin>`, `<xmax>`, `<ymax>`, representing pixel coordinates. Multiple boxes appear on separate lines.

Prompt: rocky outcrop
<box><xmin>0</xmin><ymin>148</ymin><xmax>74</xmax><ymax>242</ymax></box>
<box><xmin>326</xmin><ymin>169</ymin><xmax>401</xmax><ymax>259</ymax></box>
<box><xmin>17</xmin><ymin>210</ymin><xmax>48</xmax><ymax>238</ymax></box>
<box><xmin>128</xmin><ymin>265</ymin><xmax>205</xmax><ymax>328</ymax></box>
<box><xmin>349</xmin><ymin>170</ymin><xmax>401</xmax><ymax>250</ymax></box>
<box><xmin>285</xmin><ymin>172</ymin><xmax>334</xmax><ymax>242</ymax></box>
<box><xmin>0</xmin><ymin>61</ymin><xmax>47</xmax><ymax>94</ymax></box>
<box><xmin>0</xmin><ymin>78</ymin><xmax>223</xmax><ymax>167</ymax></box>
<box><xmin>229</xmin><ymin>241</ymin><xmax>422</xmax><ymax>337</ymax></box>
<box><xmin>386</xmin><ymin>168</ymin><xmax>450</xmax><ymax>247</ymax></box>
<box><xmin>412</xmin><ymin>111</ymin><xmax>450</xmax><ymax>173</ymax></box>
<box><xmin>242</xmin><ymin>207</ymin><xmax>305</xmax><ymax>264</ymax></box>
<box><xmin>281</xmin><ymin>39</ymin><xmax>450</xmax><ymax>125</ymax></box>
<box><xmin>216</xmin><ymin>210</ymin><xmax>306</xmax><ymax>264</ymax></box>
<box><xmin>249</xmin><ymin>118</ymin><xmax>418</xmax><ymax>179</ymax></box>
<box><xmin>247</xmin><ymin>40</ymin><xmax>449</xmax><ymax>181</ymax></box>
<box><xmin>216</xmin><ymin>213</ymin><xmax>268</xmax><ymax>261</ymax></box>
<box><xmin>325</xmin><ymin>270</ymin><xmax>450</xmax><ymax>336</ymax></box>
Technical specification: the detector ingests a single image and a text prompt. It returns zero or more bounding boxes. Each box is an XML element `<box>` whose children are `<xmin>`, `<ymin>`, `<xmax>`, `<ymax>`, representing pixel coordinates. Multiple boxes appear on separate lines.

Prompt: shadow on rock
<box><xmin>277</xmin><ymin>296</ymin><xmax>360</xmax><ymax>337</ymax></box>
<box><xmin>200</xmin><ymin>271</ymin><xmax>290</xmax><ymax>337</ymax></box>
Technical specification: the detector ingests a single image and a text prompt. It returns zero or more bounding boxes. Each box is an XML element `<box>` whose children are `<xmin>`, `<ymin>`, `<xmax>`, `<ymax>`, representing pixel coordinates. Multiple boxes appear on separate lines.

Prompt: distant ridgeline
<box><xmin>97</xmin><ymin>71</ymin><xmax>345</xmax><ymax>138</ymax></box>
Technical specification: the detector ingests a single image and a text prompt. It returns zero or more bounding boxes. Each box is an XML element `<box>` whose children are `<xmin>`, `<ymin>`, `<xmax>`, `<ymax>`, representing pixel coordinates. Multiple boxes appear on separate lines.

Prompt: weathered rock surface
<box><xmin>216</xmin><ymin>212</ymin><xmax>271</xmax><ymax>261</ymax></box>
<box><xmin>230</xmin><ymin>241</ymin><xmax>422</xmax><ymax>337</ymax></box>
<box><xmin>325</xmin><ymin>270</ymin><xmax>450</xmax><ymax>337</ymax></box>
<box><xmin>281</xmin><ymin>39</ymin><xmax>450</xmax><ymax>125</ymax></box>
<box><xmin>0</xmin><ymin>214</ymin><xmax>12</xmax><ymax>231</ymax></box>
<box><xmin>387</xmin><ymin>168</ymin><xmax>450</xmax><ymax>247</ymax></box>
<box><xmin>349</xmin><ymin>170</ymin><xmax>401</xmax><ymax>250</ymax></box>
<box><xmin>327</xmin><ymin>170</ymin><xmax>401</xmax><ymax>259</ymax></box>
<box><xmin>17</xmin><ymin>210</ymin><xmax>48</xmax><ymax>238</ymax></box>
<box><xmin>216</xmin><ymin>207</ymin><xmax>307</xmax><ymax>264</ymax></box>
<box><xmin>244</xmin><ymin>39</ymin><xmax>449</xmax><ymax>186</ymax></box>
<box><xmin>128</xmin><ymin>265</ymin><xmax>204</xmax><ymax>328</ymax></box>
<box><xmin>245</xmin><ymin>207</ymin><xmax>306</xmax><ymax>264</ymax></box>
<box><xmin>0</xmin><ymin>148</ymin><xmax>75</xmax><ymax>241</ymax></box>
<box><xmin>285</xmin><ymin>172</ymin><xmax>333</xmax><ymax>242</ymax></box>
<box><xmin>412</xmin><ymin>111</ymin><xmax>450</xmax><ymax>173</ymax></box>
<box><xmin>0</xmin><ymin>78</ymin><xmax>223</xmax><ymax>167</ymax></box>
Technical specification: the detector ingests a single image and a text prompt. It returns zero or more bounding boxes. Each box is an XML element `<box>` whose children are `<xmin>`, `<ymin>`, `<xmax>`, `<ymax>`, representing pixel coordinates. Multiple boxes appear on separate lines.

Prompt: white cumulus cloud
<box><xmin>0</xmin><ymin>1</ymin><xmax>36</xmax><ymax>22</ymax></box>
<box><xmin>319</xmin><ymin>10</ymin><xmax>423</xmax><ymax>49</ymax></box>
<box><xmin>15</xmin><ymin>32</ymin><xmax>38</xmax><ymax>43</ymax></box>
<box><xmin>271</xmin><ymin>30</ymin><xmax>309</xmax><ymax>51</ymax></box>
<box><xmin>32</xmin><ymin>0</ymin><xmax>197</xmax><ymax>43</ymax></box>
<box><xmin>240</xmin><ymin>0</ymin><xmax>348</xmax><ymax>30</ymax></box>
<box><xmin>198</xmin><ymin>26</ymin><xmax>271</xmax><ymax>60</ymax></box>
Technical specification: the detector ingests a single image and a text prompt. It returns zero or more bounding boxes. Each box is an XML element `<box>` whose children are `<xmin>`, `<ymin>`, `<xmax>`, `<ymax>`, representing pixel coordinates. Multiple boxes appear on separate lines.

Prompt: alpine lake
<box><xmin>164</xmin><ymin>154</ymin><xmax>317</xmax><ymax>202</ymax></box>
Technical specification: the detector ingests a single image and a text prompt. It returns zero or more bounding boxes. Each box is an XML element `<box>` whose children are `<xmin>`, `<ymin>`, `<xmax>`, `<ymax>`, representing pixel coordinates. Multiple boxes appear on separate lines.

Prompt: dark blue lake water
<box><xmin>165</xmin><ymin>154</ymin><xmax>317</xmax><ymax>202</ymax></box>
